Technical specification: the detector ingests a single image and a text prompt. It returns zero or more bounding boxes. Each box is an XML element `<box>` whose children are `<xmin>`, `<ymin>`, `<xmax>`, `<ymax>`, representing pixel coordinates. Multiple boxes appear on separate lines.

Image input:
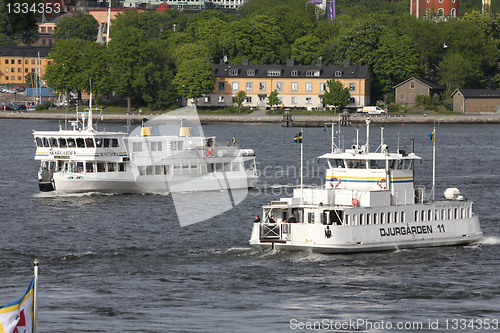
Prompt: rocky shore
<box><xmin>2</xmin><ymin>110</ymin><xmax>500</xmax><ymax>125</ymax></box>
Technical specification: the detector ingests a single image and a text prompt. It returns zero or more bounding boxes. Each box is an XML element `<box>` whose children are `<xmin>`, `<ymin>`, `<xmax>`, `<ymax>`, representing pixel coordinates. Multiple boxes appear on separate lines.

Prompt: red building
<box><xmin>410</xmin><ymin>0</ymin><xmax>458</xmax><ymax>17</ymax></box>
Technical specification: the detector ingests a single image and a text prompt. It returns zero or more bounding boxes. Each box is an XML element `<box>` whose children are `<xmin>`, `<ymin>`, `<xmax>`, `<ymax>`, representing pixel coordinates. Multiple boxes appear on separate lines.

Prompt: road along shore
<box><xmin>2</xmin><ymin>110</ymin><xmax>500</xmax><ymax>126</ymax></box>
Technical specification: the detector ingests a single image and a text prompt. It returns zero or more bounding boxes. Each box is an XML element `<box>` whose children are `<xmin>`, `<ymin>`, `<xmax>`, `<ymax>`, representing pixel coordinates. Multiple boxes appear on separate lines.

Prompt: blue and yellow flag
<box><xmin>232</xmin><ymin>136</ymin><xmax>236</xmax><ymax>144</ymax></box>
<box><xmin>428</xmin><ymin>131</ymin><xmax>435</xmax><ymax>142</ymax></box>
<box><xmin>293</xmin><ymin>131</ymin><xmax>303</xmax><ymax>144</ymax></box>
<box><xmin>99</xmin><ymin>110</ymin><xmax>103</xmax><ymax>121</ymax></box>
<box><xmin>0</xmin><ymin>277</ymin><xmax>34</xmax><ymax>333</ymax></box>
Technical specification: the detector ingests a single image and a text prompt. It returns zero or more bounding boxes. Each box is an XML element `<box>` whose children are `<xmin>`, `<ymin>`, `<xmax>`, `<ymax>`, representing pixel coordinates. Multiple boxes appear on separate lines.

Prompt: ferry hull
<box><xmin>250</xmin><ymin>215</ymin><xmax>482</xmax><ymax>254</ymax></box>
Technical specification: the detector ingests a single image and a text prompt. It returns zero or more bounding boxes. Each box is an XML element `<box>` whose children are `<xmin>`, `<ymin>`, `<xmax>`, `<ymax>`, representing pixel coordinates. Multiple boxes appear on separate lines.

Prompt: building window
<box><xmin>410</xmin><ymin>82</ymin><xmax>415</xmax><ymax>88</ymax></box>
<box><xmin>48</xmin><ymin>27</ymin><xmax>52</xmax><ymax>33</ymax></box>
<box><xmin>291</xmin><ymin>82</ymin><xmax>298</xmax><ymax>92</ymax></box>
<box><xmin>17</xmin><ymin>76</ymin><xmax>21</xmax><ymax>81</ymax></box>
<box><xmin>42</xmin><ymin>39</ymin><xmax>46</xmax><ymax>45</ymax></box>
<box><xmin>259</xmin><ymin>82</ymin><xmax>266</xmax><ymax>92</ymax></box>
<box><xmin>306</xmin><ymin>97</ymin><xmax>312</xmax><ymax>104</ymax></box>
<box><xmin>246</xmin><ymin>96</ymin><xmax>252</xmax><ymax>103</ymax></box>
<box><xmin>31</xmin><ymin>60</ymin><xmax>35</xmax><ymax>65</ymax></box>
<box><xmin>246</xmin><ymin>82</ymin><xmax>253</xmax><ymax>92</ymax></box>
<box><xmin>17</xmin><ymin>59</ymin><xmax>21</xmax><ymax>64</ymax></box>
<box><xmin>229</xmin><ymin>69</ymin><xmax>238</xmax><ymax>76</ymax></box>
<box><xmin>5</xmin><ymin>76</ymin><xmax>8</xmax><ymax>81</ymax></box>
<box><xmin>10</xmin><ymin>60</ymin><xmax>14</xmax><ymax>64</ymax></box>
<box><xmin>17</xmin><ymin>68</ymin><xmax>21</xmax><ymax>73</ymax></box>
<box><xmin>231</xmin><ymin>82</ymin><xmax>239</xmax><ymax>91</ymax></box>
<box><xmin>306</xmin><ymin>70</ymin><xmax>320</xmax><ymax>76</ymax></box>
<box><xmin>10</xmin><ymin>76</ymin><xmax>14</xmax><ymax>81</ymax></box>
<box><xmin>5</xmin><ymin>68</ymin><xmax>8</xmax><ymax>73</ymax></box>
<box><xmin>31</xmin><ymin>68</ymin><xmax>35</xmax><ymax>72</ymax></box>
<box><xmin>11</xmin><ymin>68</ymin><xmax>14</xmax><ymax>73</ymax></box>
<box><xmin>48</xmin><ymin>39</ymin><xmax>53</xmax><ymax>46</ymax></box>
<box><xmin>218</xmin><ymin>82</ymin><xmax>225</xmax><ymax>92</ymax></box>
<box><xmin>349</xmin><ymin>82</ymin><xmax>356</xmax><ymax>93</ymax></box>
<box><xmin>276</xmin><ymin>82</ymin><xmax>283</xmax><ymax>92</ymax></box>
<box><xmin>320</xmin><ymin>82</ymin><xmax>327</xmax><ymax>93</ymax></box>
<box><xmin>247</xmin><ymin>69</ymin><xmax>255</xmax><ymax>76</ymax></box>
<box><xmin>25</xmin><ymin>68</ymin><xmax>28</xmax><ymax>73</ymax></box>
<box><xmin>24</xmin><ymin>60</ymin><xmax>28</xmax><ymax>64</ymax></box>
<box><xmin>438</xmin><ymin>8</ymin><xmax>444</xmax><ymax>16</ymax></box>
<box><xmin>335</xmin><ymin>71</ymin><xmax>343</xmax><ymax>77</ymax></box>
<box><xmin>267</xmin><ymin>70</ymin><xmax>281</xmax><ymax>76</ymax></box>
<box><xmin>451</xmin><ymin>8</ymin><xmax>456</xmax><ymax>16</ymax></box>
<box><xmin>349</xmin><ymin>97</ymin><xmax>355</xmax><ymax>104</ymax></box>
<box><xmin>291</xmin><ymin>96</ymin><xmax>297</xmax><ymax>104</ymax></box>
<box><xmin>278</xmin><ymin>97</ymin><xmax>283</xmax><ymax>104</ymax></box>
<box><xmin>305</xmin><ymin>82</ymin><xmax>312</xmax><ymax>92</ymax></box>
<box><xmin>218</xmin><ymin>96</ymin><xmax>225</xmax><ymax>103</ymax></box>
<box><xmin>4</xmin><ymin>60</ymin><xmax>7</xmax><ymax>64</ymax></box>
<box><xmin>291</xmin><ymin>70</ymin><xmax>298</xmax><ymax>76</ymax></box>
<box><xmin>204</xmin><ymin>96</ymin><xmax>210</xmax><ymax>103</ymax></box>
<box><xmin>41</xmin><ymin>27</ymin><xmax>46</xmax><ymax>33</ymax></box>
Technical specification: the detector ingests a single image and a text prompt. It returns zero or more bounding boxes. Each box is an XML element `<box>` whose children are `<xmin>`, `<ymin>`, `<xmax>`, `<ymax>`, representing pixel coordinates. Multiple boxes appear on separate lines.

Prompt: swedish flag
<box><xmin>232</xmin><ymin>136</ymin><xmax>236</xmax><ymax>144</ymax></box>
<box><xmin>428</xmin><ymin>131</ymin><xmax>434</xmax><ymax>142</ymax></box>
<box><xmin>293</xmin><ymin>131</ymin><xmax>303</xmax><ymax>144</ymax></box>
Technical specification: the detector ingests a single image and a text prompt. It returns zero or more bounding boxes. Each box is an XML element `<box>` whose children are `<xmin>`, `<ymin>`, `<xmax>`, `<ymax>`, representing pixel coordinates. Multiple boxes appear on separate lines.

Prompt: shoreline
<box><xmin>2</xmin><ymin>110</ymin><xmax>500</xmax><ymax>125</ymax></box>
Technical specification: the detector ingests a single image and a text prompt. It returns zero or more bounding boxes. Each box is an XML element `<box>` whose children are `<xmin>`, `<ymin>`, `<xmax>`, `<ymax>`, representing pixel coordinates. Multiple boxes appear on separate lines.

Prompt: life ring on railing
<box><xmin>352</xmin><ymin>198</ymin><xmax>360</xmax><ymax>206</ymax></box>
<box><xmin>210</xmin><ymin>149</ymin><xmax>214</xmax><ymax>156</ymax></box>
<box><xmin>205</xmin><ymin>148</ymin><xmax>215</xmax><ymax>157</ymax></box>
<box><xmin>329</xmin><ymin>177</ymin><xmax>341</xmax><ymax>188</ymax></box>
<box><xmin>377</xmin><ymin>179</ymin><xmax>387</xmax><ymax>190</ymax></box>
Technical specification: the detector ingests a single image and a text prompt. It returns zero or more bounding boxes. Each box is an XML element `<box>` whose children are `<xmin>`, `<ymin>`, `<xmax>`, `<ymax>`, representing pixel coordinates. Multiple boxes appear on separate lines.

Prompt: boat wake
<box><xmin>33</xmin><ymin>191</ymin><xmax>120</xmax><ymax>198</ymax></box>
<box><xmin>478</xmin><ymin>236</ymin><xmax>500</xmax><ymax>246</ymax></box>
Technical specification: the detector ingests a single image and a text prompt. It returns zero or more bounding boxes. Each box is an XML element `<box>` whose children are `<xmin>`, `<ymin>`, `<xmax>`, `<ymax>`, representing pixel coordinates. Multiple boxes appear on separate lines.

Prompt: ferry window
<box><xmin>67</xmin><ymin>138</ymin><xmax>76</xmax><ymax>148</ymax></box>
<box><xmin>366</xmin><ymin>214</ymin><xmax>371</xmax><ymax>225</ymax></box>
<box><xmin>35</xmin><ymin>137</ymin><xmax>42</xmax><ymax>147</ymax></box>
<box><xmin>330</xmin><ymin>210</ymin><xmax>342</xmax><ymax>225</ymax></box>
<box><xmin>396</xmin><ymin>160</ymin><xmax>404</xmax><ymax>169</ymax></box>
<box><xmin>359</xmin><ymin>214</ymin><xmax>364</xmax><ymax>225</ymax></box>
<box><xmin>108</xmin><ymin>163</ymin><xmax>116</xmax><ymax>172</ymax></box>
<box><xmin>332</xmin><ymin>159</ymin><xmax>345</xmax><ymax>168</ymax></box>
<box><xmin>151</xmin><ymin>142</ymin><xmax>158</xmax><ymax>151</ymax></box>
<box><xmin>215</xmin><ymin>163</ymin><xmax>223</xmax><ymax>172</ymax></box>
<box><xmin>76</xmin><ymin>162</ymin><xmax>84</xmax><ymax>172</ymax></box>
<box><xmin>380</xmin><ymin>212</ymin><xmax>385</xmax><ymax>224</ymax></box>
<box><xmin>224</xmin><ymin>163</ymin><xmax>231</xmax><ymax>172</ymax></box>
<box><xmin>441</xmin><ymin>209</ymin><xmax>446</xmax><ymax>220</ymax></box>
<box><xmin>401</xmin><ymin>212</ymin><xmax>405</xmax><ymax>223</ymax></box>
<box><xmin>387</xmin><ymin>212</ymin><xmax>391</xmax><ymax>224</ymax></box>
<box><xmin>111</xmin><ymin>139</ymin><xmax>119</xmax><ymax>147</ymax></box>
<box><xmin>117</xmin><ymin>163</ymin><xmax>124</xmax><ymax>172</ymax></box>
<box><xmin>133</xmin><ymin>142</ymin><xmax>142</xmax><ymax>152</ymax></box>
<box><xmin>232</xmin><ymin>162</ymin><xmax>240</xmax><ymax>171</ymax></box>
<box><xmin>420</xmin><ymin>210</ymin><xmax>425</xmax><ymax>221</ymax></box>
<box><xmin>369</xmin><ymin>160</ymin><xmax>385</xmax><ymax>169</ymax></box>
<box><xmin>103</xmin><ymin>138</ymin><xmax>110</xmax><ymax>148</ymax></box>
<box><xmin>347</xmin><ymin>160</ymin><xmax>366</xmax><ymax>169</ymax></box>
<box><xmin>345</xmin><ymin>214</ymin><xmax>350</xmax><ymax>226</ymax></box>
<box><xmin>157</xmin><ymin>142</ymin><xmax>162</xmax><ymax>151</ymax></box>
<box><xmin>146</xmin><ymin>166</ymin><xmax>154</xmax><ymax>175</ymax></box>
<box><xmin>59</xmin><ymin>138</ymin><xmax>67</xmax><ymax>148</ymax></box>
<box><xmin>395</xmin><ymin>212</ymin><xmax>399</xmax><ymax>223</ymax></box>
<box><xmin>56</xmin><ymin>161</ymin><xmax>63</xmax><ymax>171</ymax></box>
<box><xmin>155</xmin><ymin>165</ymin><xmax>163</xmax><ymax>175</ymax></box>
<box><xmin>200</xmin><ymin>164</ymin><xmax>207</xmax><ymax>174</ymax></box>
<box><xmin>434</xmin><ymin>209</ymin><xmax>439</xmax><ymax>221</ymax></box>
<box><xmin>461</xmin><ymin>207</ymin><xmax>465</xmax><ymax>219</ymax></box>
<box><xmin>86</xmin><ymin>162</ymin><xmax>94</xmax><ymax>172</ymax></box>
<box><xmin>448</xmin><ymin>208</ymin><xmax>452</xmax><ymax>219</ymax></box>
<box><xmin>49</xmin><ymin>137</ymin><xmax>58</xmax><ymax>147</ymax></box>
<box><xmin>43</xmin><ymin>137</ymin><xmax>49</xmax><ymax>147</ymax></box>
<box><xmin>388</xmin><ymin>160</ymin><xmax>395</xmax><ymax>169</ymax></box>
<box><xmin>138</xmin><ymin>166</ymin><xmax>146</xmax><ymax>175</ymax></box>
<box><xmin>308</xmin><ymin>212</ymin><xmax>315</xmax><ymax>224</ymax></box>
<box><xmin>85</xmin><ymin>138</ymin><xmax>95</xmax><ymax>148</ymax></box>
<box><xmin>207</xmin><ymin>163</ymin><xmax>213</xmax><ymax>173</ymax></box>
<box><xmin>414</xmin><ymin>210</ymin><xmax>418</xmax><ymax>222</ymax></box>
<box><xmin>95</xmin><ymin>138</ymin><xmax>102</xmax><ymax>147</ymax></box>
<box><xmin>177</xmin><ymin>141</ymin><xmax>183</xmax><ymax>150</ymax></box>
<box><xmin>352</xmin><ymin>214</ymin><xmax>357</xmax><ymax>226</ymax></box>
<box><xmin>374</xmin><ymin>213</ymin><xmax>378</xmax><ymax>225</ymax></box>
<box><xmin>163</xmin><ymin>165</ymin><xmax>169</xmax><ymax>174</ymax></box>
<box><xmin>427</xmin><ymin>210</ymin><xmax>432</xmax><ymax>221</ymax></box>
<box><xmin>454</xmin><ymin>208</ymin><xmax>458</xmax><ymax>219</ymax></box>
<box><xmin>97</xmin><ymin>162</ymin><xmax>106</xmax><ymax>172</ymax></box>
<box><xmin>76</xmin><ymin>138</ymin><xmax>85</xmax><ymax>148</ymax></box>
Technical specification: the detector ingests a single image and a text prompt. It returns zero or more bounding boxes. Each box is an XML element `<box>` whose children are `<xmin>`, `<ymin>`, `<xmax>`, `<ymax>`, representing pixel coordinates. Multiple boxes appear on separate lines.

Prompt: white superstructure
<box><xmin>33</xmin><ymin>105</ymin><xmax>257</xmax><ymax>194</ymax></box>
<box><xmin>250</xmin><ymin>120</ymin><xmax>482</xmax><ymax>253</ymax></box>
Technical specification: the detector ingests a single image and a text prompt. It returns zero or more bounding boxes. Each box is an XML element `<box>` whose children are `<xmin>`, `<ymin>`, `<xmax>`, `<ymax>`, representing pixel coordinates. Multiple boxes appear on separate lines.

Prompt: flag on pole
<box><xmin>99</xmin><ymin>110</ymin><xmax>103</xmax><ymax>121</ymax></box>
<box><xmin>231</xmin><ymin>136</ymin><xmax>236</xmax><ymax>144</ymax></box>
<box><xmin>0</xmin><ymin>278</ymin><xmax>35</xmax><ymax>333</ymax></box>
<box><xmin>293</xmin><ymin>131</ymin><xmax>303</xmax><ymax>144</ymax></box>
<box><xmin>428</xmin><ymin>131</ymin><xmax>435</xmax><ymax>142</ymax></box>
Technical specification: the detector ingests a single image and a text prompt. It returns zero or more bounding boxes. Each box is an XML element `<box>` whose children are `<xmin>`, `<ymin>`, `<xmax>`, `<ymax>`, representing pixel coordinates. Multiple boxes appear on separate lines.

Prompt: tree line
<box><xmin>36</xmin><ymin>0</ymin><xmax>500</xmax><ymax>111</ymax></box>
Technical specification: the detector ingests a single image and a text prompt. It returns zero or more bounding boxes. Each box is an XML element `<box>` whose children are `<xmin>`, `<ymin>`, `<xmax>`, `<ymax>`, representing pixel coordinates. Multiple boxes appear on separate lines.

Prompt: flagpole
<box><xmin>33</xmin><ymin>259</ymin><xmax>39</xmax><ymax>333</ymax></box>
<box><xmin>300</xmin><ymin>128</ymin><xmax>303</xmax><ymax>205</ymax></box>
<box><xmin>432</xmin><ymin>125</ymin><xmax>436</xmax><ymax>202</ymax></box>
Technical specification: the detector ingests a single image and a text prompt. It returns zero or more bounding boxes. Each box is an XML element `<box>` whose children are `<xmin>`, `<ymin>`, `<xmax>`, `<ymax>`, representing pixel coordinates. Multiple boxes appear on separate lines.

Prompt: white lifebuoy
<box><xmin>377</xmin><ymin>179</ymin><xmax>386</xmax><ymax>190</ymax></box>
<box><xmin>329</xmin><ymin>177</ymin><xmax>341</xmax><ymax>188</ymax></box>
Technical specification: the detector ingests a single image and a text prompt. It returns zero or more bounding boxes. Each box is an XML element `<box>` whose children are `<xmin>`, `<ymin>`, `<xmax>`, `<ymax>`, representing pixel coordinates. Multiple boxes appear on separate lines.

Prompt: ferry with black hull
<box><xmin>33</xmin><ymin>104</ymin><xmax>257</xmax><ymax>194</ymax></box>
<box><xmin>249</xmin><ymin>120</ymin><xmax>482</xmax><ymax>253</ymax></box>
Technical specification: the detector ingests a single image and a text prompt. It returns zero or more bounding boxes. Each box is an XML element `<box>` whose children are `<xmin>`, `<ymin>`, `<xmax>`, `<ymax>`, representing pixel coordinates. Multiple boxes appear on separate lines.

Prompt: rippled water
<box><xmin>0</xmin><ymin>118</ymin><xmax>499</xmax><ymax>332</ymax></box>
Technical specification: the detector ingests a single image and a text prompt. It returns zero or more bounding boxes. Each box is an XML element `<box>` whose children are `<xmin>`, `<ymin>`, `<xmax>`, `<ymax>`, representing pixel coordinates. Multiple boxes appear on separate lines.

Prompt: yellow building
<box><xmin>197</xmin><ymin>59</ymin><xmax>371</xmax><ymax>110</ymax></box>
<box><xmin>0</xmin><ymin>46</ymin><xmax>51</xmax><ymax>85</ymax></box>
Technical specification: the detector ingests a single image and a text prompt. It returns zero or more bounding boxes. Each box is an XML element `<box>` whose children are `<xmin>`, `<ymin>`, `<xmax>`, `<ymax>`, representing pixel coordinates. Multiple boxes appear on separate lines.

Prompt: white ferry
<box><xmin>33</xmin><ymin>104</ymin><xmax>257</xmax><ymax>194</ymax></box>
<box><xmin>250</xmin><ymin>120</ymin><xmax>482</xmax><ymax>253</ymax></box>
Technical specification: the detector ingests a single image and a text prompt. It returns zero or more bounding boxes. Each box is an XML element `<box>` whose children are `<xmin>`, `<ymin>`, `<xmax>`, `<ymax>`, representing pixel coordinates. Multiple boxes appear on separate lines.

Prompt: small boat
<box><xmin>249</xmin><ymin>120</ymin><xmax>482</xmax><ymax>253</ymax></box>
<box><xmin>33</xmin><ymin>103</ymin><xmax>258</xmax><ymax>194</ymax></box>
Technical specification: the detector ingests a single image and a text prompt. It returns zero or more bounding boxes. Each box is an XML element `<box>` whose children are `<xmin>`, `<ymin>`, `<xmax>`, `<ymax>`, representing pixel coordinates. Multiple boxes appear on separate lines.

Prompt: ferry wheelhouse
<box><xmin>33</xmin><ymin>105</ymin><xmax>257</xmax><ymax>194</ymax></box>
<box><xmin>250</xmin><ymin>120</ymin><xmax>482</xmax><ymax>253</ymax></box>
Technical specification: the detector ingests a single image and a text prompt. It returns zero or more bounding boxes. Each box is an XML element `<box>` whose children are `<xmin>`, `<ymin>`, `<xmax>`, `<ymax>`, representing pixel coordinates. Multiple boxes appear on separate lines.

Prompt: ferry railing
<box><xmin>260</xmin><ymin>223</ymin><xmax>291</xmax><ymax>241</ymax></box>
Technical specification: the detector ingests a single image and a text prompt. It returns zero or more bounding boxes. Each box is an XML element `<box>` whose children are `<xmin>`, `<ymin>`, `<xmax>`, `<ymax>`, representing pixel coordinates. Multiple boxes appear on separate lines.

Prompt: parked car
<box><xmin>13</xmin><ymin>104</ymin><xmax>26</xmax><ymax>111</ymax></box>
<box><xmin>357</xmin><ymin>106</ymin><xmax>386</xmax><ymax>115</ymax></box>
<box><xmin>1</xmin><ymin>104</ymin><xmax>11</xmax><ymax>110</ymax></box>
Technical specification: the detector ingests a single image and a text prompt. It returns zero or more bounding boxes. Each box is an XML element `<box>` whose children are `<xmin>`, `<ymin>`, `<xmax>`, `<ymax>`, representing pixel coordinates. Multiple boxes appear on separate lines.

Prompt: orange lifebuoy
<box><xmin>205</xmin><ymin>149</ymin><xmax>210</xmax><ymax>156</ymax></box>
<box><xmin>352</xmin><ymin>198</ymin><xmax>360</xmax><ymax>206</ymax></box>
<box><xmin>329</xmin><ymin>177</ymin><xmax>341</xmax><ymax>188</ymax></box>
<box><xmin>377</xmin><ymin>179</ymin><xmax>386</xmax><ymax>190</ymax></box>
<box><xmin>210</xmin><ymin>149</ymin><xmax>215</xmax><ymax>156</ymax></box>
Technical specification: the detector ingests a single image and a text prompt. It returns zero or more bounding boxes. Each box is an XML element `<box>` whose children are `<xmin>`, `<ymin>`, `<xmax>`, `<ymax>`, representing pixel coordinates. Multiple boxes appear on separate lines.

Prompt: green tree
<box><xmin>172</xmin><ymin>43</ymin><xmax>211</xmax><ymax>67</ymax></box>
<box><xmin>4</xmin><ymin>0</ymin><xmax>38</xmax><ymax>45</ymax></box>
<box><xmin>437</xmin><ymin>52</ymin><xmax>482</xmax><ymax>92</ymax></box>
<box><xmin>233</xmin><ymin>90</ymin><xmax>247</xmax><ymax>112</ymax></box>
<box><xmin>109</xmin><ymin>26</ymin><xmax>149</xmax><ymax>113</ymax></box>
<box><xmin>172</xmin><ymin>58</ymin><xmax>215</xmax><ymax>104</ymax></box>
<box><xmin>291</xmin><ymin>34</ymin><xmax>322</xmax><ymax>65</ymax></box>
<box><xmin>323</xmin><ymin>80</ymin><xmax>350</xmax><ymax>113</ymax></box>
<box><xmin>267</xmin><ymin>90</ymin><xmax>280</xmax><ymax>110</ymax></box>
<box><xmin>53</xmin><ymin>14</ymin><xmax>99</xmax><ymax>41</ymax></box>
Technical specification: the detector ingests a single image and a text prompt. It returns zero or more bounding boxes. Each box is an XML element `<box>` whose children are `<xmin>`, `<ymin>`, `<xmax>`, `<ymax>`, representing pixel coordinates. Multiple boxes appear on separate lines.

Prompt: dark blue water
<box><xmin>0</xmin><ymin>118</ymin><xmax>499</xmax><ymax>332</ymax></box>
